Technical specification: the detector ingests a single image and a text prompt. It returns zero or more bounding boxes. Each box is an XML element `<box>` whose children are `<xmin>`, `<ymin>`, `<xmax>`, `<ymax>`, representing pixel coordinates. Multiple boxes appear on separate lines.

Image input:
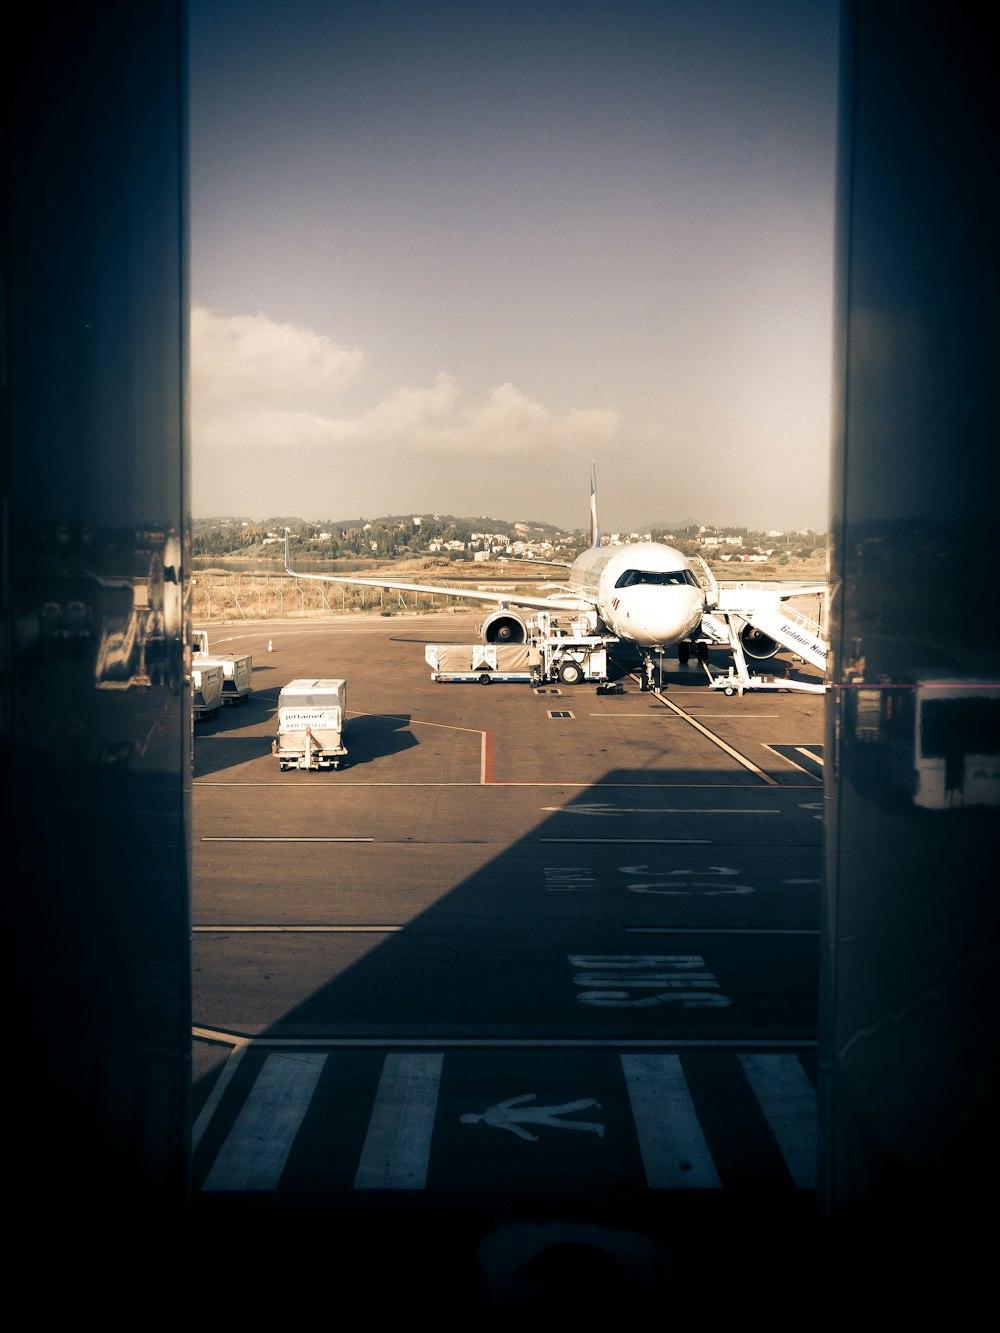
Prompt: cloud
<box><xmin>191</xmin><ymin>307</ymin><xmax>619</xmax><ymax>457</ymax></box>
<box><xmin>417</xmin><ymin>382</ymin><xmax>618</xmax><ymax>452</ymax></box>
<box><xmin>191</xmin><ymin>306</ymin><xmax>365</xmax><ymax>410</ymax></box>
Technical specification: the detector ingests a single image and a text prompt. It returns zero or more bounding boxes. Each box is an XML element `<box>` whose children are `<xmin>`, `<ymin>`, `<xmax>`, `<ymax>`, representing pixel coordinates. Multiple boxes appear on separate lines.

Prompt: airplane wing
<box><xmin>775</xmin><ymin>582</ymin><xmax>828</xmax><ymax>598</ymax></box>
<box><xmin>283</xmin><ymin>532</ymin><xmax>594</xmax><ymax>615</ymax></box>
<box><xmin>499</xmin><ymin>556</ymin><xmax>574</xmax><ymax>569</ymax></box>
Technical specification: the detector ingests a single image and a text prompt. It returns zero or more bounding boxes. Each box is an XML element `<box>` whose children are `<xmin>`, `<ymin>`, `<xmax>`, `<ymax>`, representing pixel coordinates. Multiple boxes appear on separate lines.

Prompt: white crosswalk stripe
<box><xmin>739</xmin><ymin>1052</ymin><xmax>818</xmax><ymax>1188</ymax></box>
<box><xmin>354</xmin><ymin>1053</ymin><xmax>443</xmax><ymax>1190</ymax></box>
<box><xmin>198</xmin><ymin>1049</ymin><xmax>816</xmax><ymax>1193</ymax></box>
<box><xmin>202</xmin><ymin>1052</ymin><xmax>326</xmax><ymax>1191</ymax></box>
<box><xmin>621</xmin><ymin>1053</ymin><xmax>722</xmax><ymax>1188</ymax></box>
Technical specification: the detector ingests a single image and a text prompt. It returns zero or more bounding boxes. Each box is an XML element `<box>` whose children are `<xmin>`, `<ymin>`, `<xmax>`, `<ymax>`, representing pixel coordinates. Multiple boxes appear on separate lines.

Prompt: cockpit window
<box><xmin>614</xmin><ymin>568</ymin><xmax>700</xmax><ymax>589</ymax></box>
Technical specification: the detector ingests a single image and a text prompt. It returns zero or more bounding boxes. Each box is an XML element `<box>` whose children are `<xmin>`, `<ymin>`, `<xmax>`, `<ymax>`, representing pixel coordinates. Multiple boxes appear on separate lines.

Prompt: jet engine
<box><xmin>739</xmin><ymin>623</ymin><xmax>781</xmax><ymax>660</ymax></box>
<box><xmin>479</xmin><ymin>609</ymin><xmax>530</xmax><ymax>644</ymax></box>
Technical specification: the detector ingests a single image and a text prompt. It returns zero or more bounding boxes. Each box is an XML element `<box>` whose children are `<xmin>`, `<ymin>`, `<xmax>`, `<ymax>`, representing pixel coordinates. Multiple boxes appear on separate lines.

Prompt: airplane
<box><xmin>282</xmin><ymin>462</ymin><xmax>821</xmax><ymax>676</ymax></box>
<box><xmin>283</xmin><ymin>463</ymin><xmax>707</xmax><ymax>666</ymax></box>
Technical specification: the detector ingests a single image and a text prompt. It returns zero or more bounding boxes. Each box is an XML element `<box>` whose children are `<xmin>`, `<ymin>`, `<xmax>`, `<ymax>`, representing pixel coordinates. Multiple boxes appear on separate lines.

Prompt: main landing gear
<box><xmin>677</xmin><ymin>640</ymin><xmax>708</xmax><ymax>667</ymax></box>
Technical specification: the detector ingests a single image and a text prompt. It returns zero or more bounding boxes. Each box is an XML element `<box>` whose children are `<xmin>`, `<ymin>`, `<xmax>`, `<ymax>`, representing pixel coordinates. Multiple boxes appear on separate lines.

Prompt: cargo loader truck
<box><xmin>273</xmin><ymin>678</ymin><xmax>348</xmax><ymax>771</ymax></box>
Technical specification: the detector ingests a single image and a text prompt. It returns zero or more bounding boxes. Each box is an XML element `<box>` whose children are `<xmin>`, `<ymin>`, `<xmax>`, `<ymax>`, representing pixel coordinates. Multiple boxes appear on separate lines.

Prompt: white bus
<box><xmin>884</xmin><ymin>676</ymin><xmax>1000</xmax><ymax>809</ymax></box>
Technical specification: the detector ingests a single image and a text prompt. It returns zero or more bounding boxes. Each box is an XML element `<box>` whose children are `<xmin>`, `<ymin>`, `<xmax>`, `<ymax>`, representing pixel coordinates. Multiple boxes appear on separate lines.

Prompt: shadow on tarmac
<box><xmin>191</xmin><ymin>758</ymin><xmax>829</xmax><ymax>1312</ymax></box>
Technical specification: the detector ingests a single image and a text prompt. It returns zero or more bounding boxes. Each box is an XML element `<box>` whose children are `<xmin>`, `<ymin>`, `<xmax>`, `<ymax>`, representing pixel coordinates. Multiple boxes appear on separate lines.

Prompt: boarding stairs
<box><xmin>694</xmin><ymin>566</ymin><xmax>830</xmax><ymax>695</ymax></box>
<box><xmin>728</xmin><ymin>601</ymin><xmax>827</xmax><ymax>671</ymax></box>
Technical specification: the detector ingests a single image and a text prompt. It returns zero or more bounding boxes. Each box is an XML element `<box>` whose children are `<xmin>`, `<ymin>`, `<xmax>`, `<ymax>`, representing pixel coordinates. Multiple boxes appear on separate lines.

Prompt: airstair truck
<box><xmin>273</xmin><ymin>678</ymin><xmax>348</xmax><ymax>771</ymax></box>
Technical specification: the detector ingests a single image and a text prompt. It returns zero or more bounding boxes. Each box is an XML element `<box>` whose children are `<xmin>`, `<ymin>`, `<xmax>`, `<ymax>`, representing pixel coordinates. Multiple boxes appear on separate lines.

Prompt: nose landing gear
<box><xmin>640</xmin><ymin>654</ymin><xmax>664</xmax><ymax>691</ymax></box>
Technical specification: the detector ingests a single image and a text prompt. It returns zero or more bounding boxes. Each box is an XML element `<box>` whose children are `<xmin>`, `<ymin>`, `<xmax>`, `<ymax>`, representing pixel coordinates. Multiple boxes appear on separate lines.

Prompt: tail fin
<box><xmin>589</xmin><ymin>459</ymin><xmax>602</xmax><ymax>548</ymax></box>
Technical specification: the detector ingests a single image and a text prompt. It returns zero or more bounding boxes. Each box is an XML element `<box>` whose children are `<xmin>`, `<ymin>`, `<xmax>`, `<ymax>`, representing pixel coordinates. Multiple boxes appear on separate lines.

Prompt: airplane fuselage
<box><xmin>283</xmin><ymin>524</ymin><xmax>706</xmax><ymax>654</ymax></box>
<box><xmin>568</xmin><ymin>542</ymin><xmax>705</xmax><ymax>649</ymax></box>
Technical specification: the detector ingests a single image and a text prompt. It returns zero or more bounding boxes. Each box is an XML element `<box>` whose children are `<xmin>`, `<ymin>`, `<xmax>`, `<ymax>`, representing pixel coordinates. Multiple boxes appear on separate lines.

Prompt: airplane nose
<box><xmin>611</xmin><ymin>586</ymin><xmax>703</xmax><ymax>647</ymax></box>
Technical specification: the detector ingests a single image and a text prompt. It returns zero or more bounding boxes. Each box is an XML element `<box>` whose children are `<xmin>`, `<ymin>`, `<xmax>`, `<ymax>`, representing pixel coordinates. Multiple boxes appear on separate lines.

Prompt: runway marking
<box><xmin>626</xmin><ymin>927</ymin><xmax>819</xmax><ymax>935</ymax></box>
<box><xmin>544</xmin><ymin>867</ymin><xmax>599</xmax><ymax>892</ymax></box>
<box><xmin>541</xmin><ymin>804</ymin><xmax>780</xmax><ymax>815</ymax></box>
<box><xmin>194</xmin><ymin>781</ymin><xmax>820</xmax><ymax>789</ymax></box>
<box><xmin>351</xmin><ymin>710</ymin><xmax>486</xmax><ymax>735</ymax></box>
<box><xmin>739</xmin><ymin>1053</ymin><xmax>817</xmax><ymax>1189</ymax></box>
<box><xmin>541</xmin><ymin>838</ymin><xmax>711</xmax><ymax>844</ymax></box>
<box><xmin>361</xmin><ymin>711</ymin><xmax>496</xmax><ymax>783</ymax></box>
<box><xmin>759</xmin><ymin>743</ymin><xmax>823</xmax><ymax>778</ymax></box>
<box><xmin>192</xmin><ymin>1028</ymin><xmax>817</xmax><ymax>1050</ymax></box>
<box><xmin>201</xmin><ymin>836</ymin><xmax>373</xmax><ymax>843</ymax></box>
<box><xmin>628</xmin><ymin>883</ymin><xmax>754</xmax><ymax>896</ymax></box>
<box><xmin>570</xmin><ymin>954</ymin><xmax>730</xmax><ymax>1010</ymax></box>
<box><xmin>619</xmin><ymin>863</ymin><xmax>755</xmax><ymax>896</ymax></box>
<box><xmin>201</xmin><ymin>1052</ymin><xmax>326</xmax><ymax>1191</ymax></box>
<box><xmin>192</xmin><ymin>1042</ymin><xmax>248</xmax><ymax>1150</ymax></box>
<box><xmin>646</xmin><ymin>688</ymin><xmax>780</xmax><ymax>785</ymax></box>
<box><xmin>796</xmin><ymin>745</ymin><xmax>824</xmax><ymax>766</ymax></box>
<box><xmin>193</xmin><ymin>924</ymin><xmax>818</xmax><ymax>936</ymax></box>
<box><xmin>355</xmin><ymin>1053</ymin><xmax>443</xmax><ymax>1190</ymax></box>
<box><xmin>591</xmin><ymin>712</ymin><xmax>780</xmax><ymax>718</ymax></box>
<box><xmin>622</xmin><ymin>1054</ymin><xmax>721</xmax><ymax>1188</ymax></box>
<box><xmin>192</xmin><ymin>925</ymin><xmax>403</xmax><ymax>933</ymax></box>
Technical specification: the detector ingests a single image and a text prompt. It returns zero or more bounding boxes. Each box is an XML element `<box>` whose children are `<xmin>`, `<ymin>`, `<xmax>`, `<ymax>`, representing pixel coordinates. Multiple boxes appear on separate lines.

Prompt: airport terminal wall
<box><xmin>2</xmin><ymin>0</ymin><xmax>997</xmax><ymax>1276</ymax></box>
<box><xmin>4</xmin><ymin>1</ymin><xmax>192</xmax><ymax>1216</ymax></box>
<box><xmin>821</xmin><ymin>0</ymin><xmax>999</xmax><ymax>1245</ymax></box>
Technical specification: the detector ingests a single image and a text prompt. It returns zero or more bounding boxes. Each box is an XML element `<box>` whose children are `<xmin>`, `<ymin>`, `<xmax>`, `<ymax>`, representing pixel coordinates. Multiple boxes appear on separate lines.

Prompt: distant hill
<box><xmin>193</xmin><ymin>514</ymin><xmax>578</xmax><ymax>537</ymax></box>
<box><xmin>642</xmin><ymin>519</ymin><xmax>700</xmax><ymax>533</ymax></box>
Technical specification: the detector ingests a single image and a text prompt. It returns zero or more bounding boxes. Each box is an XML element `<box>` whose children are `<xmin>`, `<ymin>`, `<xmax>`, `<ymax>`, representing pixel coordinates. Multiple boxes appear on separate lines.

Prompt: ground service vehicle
<box><xmin>425</xmin><ymin>613</ymin><xmax>614</xmax><ymax>685</ymax></box>
<box><xmin>192</xmin><ymin>629</ymin><xmax>253</xmax><ymax>704</ymax></box>
<box><xmin>273</xmin><ymin>678</ymin><xmax>348</xmax><ymax>771</ymax></box>
<box><xmin>198</xmin><ymin>652</ymin><xmax>253</xmax><ymax>704</ymax></box>
<box><xmin>193</xmin><ymin>664</ymin><xmax>223</xmax><ymax>719</ymax></box>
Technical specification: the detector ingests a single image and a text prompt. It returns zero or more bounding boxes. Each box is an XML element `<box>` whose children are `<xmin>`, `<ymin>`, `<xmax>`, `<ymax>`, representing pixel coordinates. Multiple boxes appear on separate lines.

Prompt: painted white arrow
<box><xmin>460</xmin><ymin>1094</ymin><xmax>605</xmax><ymax>1142</ymax></box>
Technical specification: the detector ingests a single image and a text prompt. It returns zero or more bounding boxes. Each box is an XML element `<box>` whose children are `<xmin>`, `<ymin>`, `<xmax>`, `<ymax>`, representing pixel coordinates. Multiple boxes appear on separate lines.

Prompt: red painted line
<box><xmin>482</xmin><ymin>730</ymin><xmax>494</xmax><ymax>784</ymax></box>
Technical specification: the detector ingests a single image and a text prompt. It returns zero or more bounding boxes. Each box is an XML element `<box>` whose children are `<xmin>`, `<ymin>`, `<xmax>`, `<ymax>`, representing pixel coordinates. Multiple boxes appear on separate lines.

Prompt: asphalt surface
<box><xmin>190</xmin><ymin>611</ymin><xmax>830</xmax><ymax>1313</ymax></box>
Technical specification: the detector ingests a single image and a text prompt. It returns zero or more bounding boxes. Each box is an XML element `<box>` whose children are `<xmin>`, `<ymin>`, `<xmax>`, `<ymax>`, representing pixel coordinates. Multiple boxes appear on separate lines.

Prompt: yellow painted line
<box><xmin>590</xmin><ymin>712</ymin><xmax>780</xmax><ymax>717</ymax></box>
<box><xmin>638</xmin><ymin>679</ymin><xmax>779</xmax><ymax>785</ymax></box>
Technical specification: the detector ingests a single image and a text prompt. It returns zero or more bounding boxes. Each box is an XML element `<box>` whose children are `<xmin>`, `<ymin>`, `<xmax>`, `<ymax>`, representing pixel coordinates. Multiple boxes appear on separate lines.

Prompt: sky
<box><xmin>188</xmin><ymin>0</ymin><xmax>840</xmax><ymax>534</ymax></box>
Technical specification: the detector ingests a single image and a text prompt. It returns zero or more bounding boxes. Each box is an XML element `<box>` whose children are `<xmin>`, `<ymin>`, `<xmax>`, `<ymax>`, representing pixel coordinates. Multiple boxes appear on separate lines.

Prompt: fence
<box><xmin>190</xmin><ymin>570</ymin><xmax>529</xmax><ymax>622</ymax></box>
